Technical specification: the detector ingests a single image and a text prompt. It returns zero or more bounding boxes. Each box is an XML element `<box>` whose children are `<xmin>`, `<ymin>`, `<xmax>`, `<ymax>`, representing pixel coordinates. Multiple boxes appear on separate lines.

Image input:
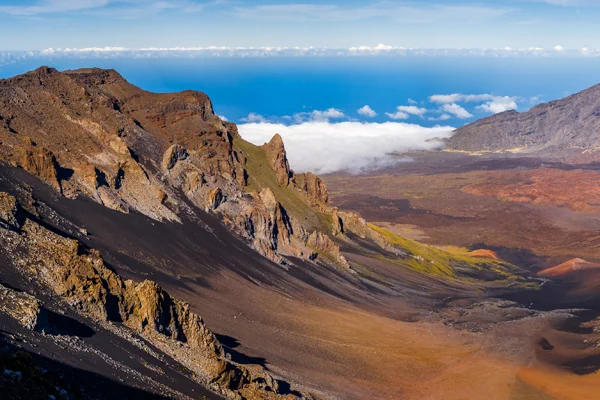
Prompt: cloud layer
<box><xmin>2</xmin><ymin>46</ymin><xmax>600</xmax><ymax>69</ymax></box>
<box><xmin>238</xmin><ymin>121</ymin><xmax>454</xmax><ymax>174</ymax></box>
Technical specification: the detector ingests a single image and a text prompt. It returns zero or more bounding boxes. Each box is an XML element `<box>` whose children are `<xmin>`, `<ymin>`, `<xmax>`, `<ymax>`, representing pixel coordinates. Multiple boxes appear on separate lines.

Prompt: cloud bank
<box><xmin>238</xmin><ymin>121</ymin><xmax>454</xmax><ymax>174</ymax></box>
<box><xmin>2</xmin><ymin>45</ymin><xmax>600</xmax><ymax>69</ymax></box>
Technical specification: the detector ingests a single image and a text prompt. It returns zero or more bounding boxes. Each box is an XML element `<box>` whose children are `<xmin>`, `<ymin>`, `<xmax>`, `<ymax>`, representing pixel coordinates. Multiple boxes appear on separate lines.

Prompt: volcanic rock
<box><xmin>0</xmin><ymin>192</ymin><xmax>23</xmax><ymax>230</ymax></box>
<box><xmin>0</xmin><ymin>284</ymin><xmax>47</xmax><ymax>331</ymax></box>
<box><xmin>262</xmin><ymin>134</ymin><xmax>291</xmax><ymax>186</ymax></box>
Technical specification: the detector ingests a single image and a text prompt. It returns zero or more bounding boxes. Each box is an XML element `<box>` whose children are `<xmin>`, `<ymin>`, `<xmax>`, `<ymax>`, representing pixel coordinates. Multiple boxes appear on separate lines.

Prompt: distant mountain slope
<box><xmin>447</xmin><ymin>83</ymin><xmax>600</xmax><ymax>152</ymax></box>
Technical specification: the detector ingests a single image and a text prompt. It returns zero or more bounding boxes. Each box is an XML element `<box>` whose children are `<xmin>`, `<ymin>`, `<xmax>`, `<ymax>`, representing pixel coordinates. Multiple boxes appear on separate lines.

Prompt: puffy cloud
<box><xmin>441</xmin><ymin>103</ymin><xmax>473</xmax><ymax>119</ymax></box>
<box><xmin>386</xmin><ymin>105</ymin><xmax>428</xmax><ymax>120</ymax></box>
<box><xmin>290</xmin><ymin>108</ymin><xmax>345</xmax><ymax>123</ymax></box>
<box><xmin>238</xmin><ymin>121</ymin><xmax>454</xmax><ymax>174</ymax></box>
<box><xmin>240</xmin><ymin>112</ymin><xmax>267</xmax><ymax>123</ymax></box>
<box><xmin>385</xmin><ymin>111</ymin><xmax>410</xmax><ymax>120</ymax></box>
<box><xmin>242</xmin><ymin>108</ymin><xmax>345</xmax><ymax>124</ymax></box>
<box><xmin>397</xmin><ymin>105</ymin><xmax>428</xmax><ymax>116</ymax></box>
<box><xmin>476</xmin><ymin>96</ymin><xmax>518</xmax><ymax>114</ymax></box>
<box><xmin>554</xmin><ymin>45</ymin><xmax>565</xmax><ymax>52</ymax></box>
<box><xmin>430</xmin><ymin>93</ymin><xmax>519</xmax><ymax>116</ymax></box>
<box><xmin>357</xmin><ymin>105</ymin><xmax>377</xmax><ymax>117</ymax></box>
<box><xmin>430</xmin><ymin>94</ymin><xmax>463</xmax><ymax>104</ymax></box>
<box><xmin>312</xmin><ymin>108</ymin><xmax>345</xmax><ymax>120</ymax></box>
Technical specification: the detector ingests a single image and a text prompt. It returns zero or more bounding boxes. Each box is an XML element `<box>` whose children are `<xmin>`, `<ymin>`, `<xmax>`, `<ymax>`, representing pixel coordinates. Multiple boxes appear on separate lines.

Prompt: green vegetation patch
<box><xmin>234</xmin><ymin>136</ymin><xmax>331</xmax><ymax>232</ymax></box>
<box><xmin>368</xmin><ymin>223</ymin><xmax>527</xmax><ymax>283</ymax></box>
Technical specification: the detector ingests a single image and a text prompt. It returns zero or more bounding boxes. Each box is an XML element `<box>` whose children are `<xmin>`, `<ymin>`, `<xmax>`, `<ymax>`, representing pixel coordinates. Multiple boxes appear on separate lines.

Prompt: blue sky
<box><xmin>0</xmin><ymin>0</ymin><xmax>599</xmax><ymax>50</ymax></box>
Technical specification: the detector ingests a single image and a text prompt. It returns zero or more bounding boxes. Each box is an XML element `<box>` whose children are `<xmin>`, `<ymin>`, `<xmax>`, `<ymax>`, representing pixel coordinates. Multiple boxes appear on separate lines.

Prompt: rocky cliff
<box><xmin>447</xmin><ymin>83</ymin><xmax>600</xmax><ymax>152</ymax></box>
<box><xmin>0</xmin><ymin>67</ymin><xmax>345</xmax><ymax>268</ymax></box>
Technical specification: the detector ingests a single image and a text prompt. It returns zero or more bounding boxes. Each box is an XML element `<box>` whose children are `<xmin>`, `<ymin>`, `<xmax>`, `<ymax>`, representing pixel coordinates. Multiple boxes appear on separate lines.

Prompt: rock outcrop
<box><xmin>0</xmin><ymin>191</ymin><xmax>301</xmax><ymax>399</ymax></box>
<box><xmin>262</xmin><ymin>134</ymin><xmax>291</xmax><ymax>186</ymax></box>
<box><xmin>162</xmin><ymin>144</ymin><xmax>189</xmax><ymax>171</ymax></box>
<box><xmin>0</xmin><ymin>284</ymin><xmax>47</xmax><ymax>331</ymax></box>
<box><xmin>0</xmin><ymin>192</ymin><xmax>23</xmax><ymax>230</ymax></box>
<box><xmin>306</xmin><ymin>231</ymin><xmax>350</xmax><ymax>269</ymax></box>
<box><xmin>0</xmin><ymin>67</ymin><xmax>349</xmax><ymax>271</ymax></box>
<box><xmin>18</xmin><ymin>145</ymin><xmax>61</xmax><ymax>191</ymax></box>
<box><xmin>294</xmin><ymin>172</ymin><xmax>329</xmax><ymax>204</ymax></box>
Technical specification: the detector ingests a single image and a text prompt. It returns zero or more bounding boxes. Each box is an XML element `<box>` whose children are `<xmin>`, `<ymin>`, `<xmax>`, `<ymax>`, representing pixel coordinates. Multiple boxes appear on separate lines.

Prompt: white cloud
<box><xmin>397</xmin><ymin>105</ymin><xmax>428</xmax><ymax>116</ymax></box>
<box><xmin>429</xmin><ymin>93</ymin><xmax>519</xmax><ymax>115</ymax></box>
<box><xmin>428</xmin><ymin>114</ymin><xmax>452</xmax><ymax>121</ymax></box>
<box><xmin>385</xmin><ymin>105</ymin><xmax>428</xmax><ymax>119</ymax></box>
<box><xmin>349</xmin><ymin>43</ymin><xmax>402</xmax><ymax>53</ymax></box>
<box><xmin>240</xmin><ymin>112</ymin><xmax>267</xmax><ymax>123</ymax></box>
<box><xmin>554</xmin><ymin>45</ymin><xmax>565</xmax><ymax>52</ymax></box>
<box><xmin>407</xmin><ymin>98</ymin><xmax>418</xmax><ymax>105</ymax></box>
<box><xmin>442</xmin><ymin>103</ymin><xmax>473</xmax><ymax>119</ymax></box>
<box><xmin>238</xmin><ymin>121</ymin><xmax>455</xmax><ymax>174</ymax></box>
<box><xmin>385</xmin><ymin>111</ymin><xmax>410</xmax><ymax>120</ymax></box>
<box><xmin>245</xmin><ymin>108</ymin><xmax>345</xmax><ymax>124</ymax></box>
<box><xmin>311</xmin><ymin>108</ymin><xmax>344</xmax><ymax>121</ymax></box>
<box><xmin>430</xmin><ymin>94</ymin><xmax>462</xmax><ymax>104</ymax></box>
<box><xmin>357</xmin><ymin>105</ymin><xmax>377</xmax><ymax>117</ymax></box>
<box><xmin>476</xmin><ymin>96</ymin><xmax>518</xmax><ymax>114</ymax></box>
<box><xmin>286</xmin><ymin>108</ymin><xmax>345</xmax><ymax>123</ymax></box>
<box><xmin>2</xmin><ymin>47</ymin><xmax>600</xmax><ymax>67</ymax></box>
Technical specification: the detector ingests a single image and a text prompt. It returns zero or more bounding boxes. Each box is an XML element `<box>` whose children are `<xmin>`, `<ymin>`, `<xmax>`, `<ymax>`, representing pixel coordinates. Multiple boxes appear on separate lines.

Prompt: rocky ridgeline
<box><xmin>0</xmin><ymin>67</ymin><xmax>347</xmax><ymax>268</ymax></box>
<box><xmin>447</xmin><ymin>82</ymin><xmax>600</xmax><ymax>152</ymax></box>
<box><xmin>0</xmin><ymin>66</ymin><xmax>443</xmax><ymax>272</ymax></box>
<box><xmin>0</xmin><ymin>192</ymin><xmax>303</xmax><ymax>399</ymax></box>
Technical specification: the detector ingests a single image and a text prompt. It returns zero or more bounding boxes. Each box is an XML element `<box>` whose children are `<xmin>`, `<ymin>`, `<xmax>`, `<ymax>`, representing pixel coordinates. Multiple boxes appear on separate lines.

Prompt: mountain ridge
<box><xmin>447</xmin><ymin>82</ymin><xmax>600</xmax><ymax>152</ymax></box>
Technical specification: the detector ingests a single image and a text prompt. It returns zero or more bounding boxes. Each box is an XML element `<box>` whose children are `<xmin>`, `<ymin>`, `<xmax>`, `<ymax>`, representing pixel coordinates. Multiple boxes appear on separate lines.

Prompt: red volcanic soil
<box><xmin>469</xmin><ymin>249</ymin><xmax>500</xmax><ymax>259</ymax></box>
<box><xmin>324</xmin><ymin>154</ymin><xmax>600</xmax><ymax>267</ymax></box>
<box><xmin>538</xmin><ymin>258</ymin><xmax>600</xmax><ymax>278</ymax></box>
<box><xmin>462</xmin><ymin>168</ymin><xmax>600</xmax><ymax>214</ymax></box>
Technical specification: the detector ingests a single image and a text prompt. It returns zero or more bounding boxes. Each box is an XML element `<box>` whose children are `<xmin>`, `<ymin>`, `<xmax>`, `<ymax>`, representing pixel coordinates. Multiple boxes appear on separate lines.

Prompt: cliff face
<box><xmin>447</xmin><ymin>83</ymin><xmax>600</xmax><ymax>152</ymax></box>
<box><xmin>0</xmin><ymin>67</ymin><xmax>345</xmax><ymax>268</ymax></box>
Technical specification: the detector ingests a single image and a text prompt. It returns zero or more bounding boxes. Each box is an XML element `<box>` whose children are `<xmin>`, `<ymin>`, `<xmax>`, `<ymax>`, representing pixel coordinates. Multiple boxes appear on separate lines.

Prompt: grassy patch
<box><xmin>234</xmin><ymin>136</ymin><xmax>331</xmax><ymax>232</ymax></box>
<box><xmin>368</xmin><ymin>223</ymin><xmax>526</xmax><ymax>282</ymax></box>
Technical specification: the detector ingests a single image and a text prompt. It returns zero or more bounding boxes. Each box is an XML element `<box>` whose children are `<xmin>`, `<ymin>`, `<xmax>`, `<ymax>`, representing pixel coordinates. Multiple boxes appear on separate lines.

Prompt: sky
<box><xmin>1</xmin><ymin>0</ymin><xmax>599</xmax><ymax>174</ymax></box>
<box><xmin>0</xmin><ymin>0</ymin><xmax>599</xmax><ymax>50</ymax></box>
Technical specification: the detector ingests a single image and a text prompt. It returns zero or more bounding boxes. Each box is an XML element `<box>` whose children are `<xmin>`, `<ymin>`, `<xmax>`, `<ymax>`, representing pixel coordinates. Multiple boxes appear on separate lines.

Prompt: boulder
<box><xmin>162</xmin><ymin>144</ymin><xmax>189</xmax><ymax>171</ymax></box>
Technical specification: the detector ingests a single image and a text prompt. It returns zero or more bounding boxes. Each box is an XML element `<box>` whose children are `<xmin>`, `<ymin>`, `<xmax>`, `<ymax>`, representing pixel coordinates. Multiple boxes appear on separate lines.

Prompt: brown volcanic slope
<box><xmin>447</xmin><ymin>83</ymin><xmax>600</xmax><ymax>152</ymax></box>
<box><xmin>2</xmin><ymin>67</ymin><xmax>600</xmax><ymax>399</ymax></box>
